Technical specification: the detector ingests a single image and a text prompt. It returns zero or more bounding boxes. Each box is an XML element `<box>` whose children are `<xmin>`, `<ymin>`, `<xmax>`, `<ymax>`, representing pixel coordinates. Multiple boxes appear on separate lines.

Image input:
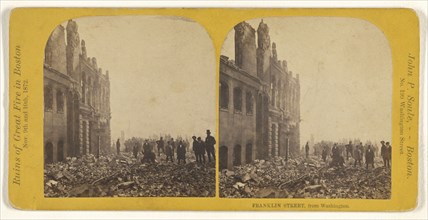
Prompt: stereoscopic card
<box><xmin>8</xmin><ymin>8</ymin><xmax>420</xmax><ymax>211</ymax></box>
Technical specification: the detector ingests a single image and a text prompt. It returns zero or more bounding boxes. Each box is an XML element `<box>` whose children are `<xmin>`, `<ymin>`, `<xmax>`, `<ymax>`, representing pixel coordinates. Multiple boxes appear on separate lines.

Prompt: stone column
<box><xmin>86</xmin><ymin>120</ymin><xmax>90</xmax><ymax>155</ymax></box>
<box><xmin>268</xmin><ymin>117</ymin><xmax>272</xmax><ymax>156</ymax></box>
<box><xmin>274</xmin><ymin>123</ymin><xmax>279</xmax><ymax>157</ymax></box>
<box><xmin>79</xmin><ymin>116</ymin><xmax>83</xmax><ymax>155</ymax></box>
<box><xmin>229</xmin><ymin>80</ymin><xmax>234</xmax><ymax>112</ymax></box>
<box><xmin>242</xmin><ymin>87</ymin><xmax>247</xmax><ymax>115</ymax></box>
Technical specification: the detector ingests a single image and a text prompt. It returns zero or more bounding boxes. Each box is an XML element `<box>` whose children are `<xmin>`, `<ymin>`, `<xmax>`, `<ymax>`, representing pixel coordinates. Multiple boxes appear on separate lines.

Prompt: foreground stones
<box><xmin>45</xmin><ymin>152</ymin><xmax>215</xmax><ymax>197</ymax></box>
<box><xmin>220</xmin><ymin>156</ymin><xmax>391</xmax><ymax>199</ymax></box>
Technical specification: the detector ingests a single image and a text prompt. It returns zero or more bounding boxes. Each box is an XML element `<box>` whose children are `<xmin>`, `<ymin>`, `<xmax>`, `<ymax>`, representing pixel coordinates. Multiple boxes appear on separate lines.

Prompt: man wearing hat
<box><xmin>165</xmin><ymin>141</ymin><xmax>174</xmax><ymax>162</ymax></box>
<box><xmin>380</xmin><ymin>140</ymin><xmax>387</xmax><ymax>168</ymax></box>
<box><xmin>197</xmin><ymin>137</ymin><xmax>206</xmax><ymax>163</ymax></box>
<box><xmin>205</xmin><ymin>129</ymin><xmax>216</xmax><ymax>162</ymax></box>
<box><xmin>365</xmin><ymin>145</ymin><xmax>375</xmax><ymax>170</ymax></box>
<box><xmin>345</xmin><ymin>141</ymin><xmax>353</xmax><ymax>161</ymax></box>
<box><xmin>384</xmin><ymin>142</ymin><xmax>392</xmax><ymax>168</ymax></box>
<box><xmin>192</xmin><ymin>136</ymin><xmax>199</xmax><ymax>163</ymax></box>
<box><xmin>142</xmin><ymin>139</ymin><xmax>155</xmax><ymax>163</ymax></box>
<box><xmin>156</xmin><ymin>137</ymin><xmax>165</xmax><ymax>157</ymax></box>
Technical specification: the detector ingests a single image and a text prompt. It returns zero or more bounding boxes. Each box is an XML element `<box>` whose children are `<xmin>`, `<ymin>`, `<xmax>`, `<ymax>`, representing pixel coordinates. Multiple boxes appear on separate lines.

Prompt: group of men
<box><xmin>314</xmin><ymin>140</ymin><xmax>392</xmax><ymax>169</ymax></box>
<box><xmin>191</xmin><ymin>129</ymin><xmax>216</xmax><ymax>163</ymax></box>
<box><xmin>154</xmin><ymin>137</ymin><xmax>187</xmax><ymax>163</ymax></box>
<box><xmin>115</xmin><ymin>129</ymin><xmax>216</xmax><ymax>165</ymax></box>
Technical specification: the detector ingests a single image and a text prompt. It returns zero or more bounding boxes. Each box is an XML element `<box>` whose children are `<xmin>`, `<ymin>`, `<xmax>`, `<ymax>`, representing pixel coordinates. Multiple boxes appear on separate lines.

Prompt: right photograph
<box><xmin>219</xmin><ymin>17</ymin><xmax>392</xmax><ymax>199</ymax></box>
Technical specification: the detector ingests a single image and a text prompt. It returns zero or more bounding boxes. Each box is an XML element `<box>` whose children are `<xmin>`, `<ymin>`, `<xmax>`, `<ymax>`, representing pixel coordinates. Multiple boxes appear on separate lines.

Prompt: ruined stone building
<box><xmin>44</xmin><ymin>20</ymin><xmax>111</xmax><ymax>164</ymax></box>
<box><xmin>219</xmin><ymin>20</ymin><xmax>300</xmax><ymax>170</ymax></box>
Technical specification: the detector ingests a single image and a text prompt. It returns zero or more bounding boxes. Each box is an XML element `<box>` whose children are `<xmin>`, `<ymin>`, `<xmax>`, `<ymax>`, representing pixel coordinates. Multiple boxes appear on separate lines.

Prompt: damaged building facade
<box><xmin>219</xmin><ymin>20</ymin><xmax>300</xmax><ymax>170</ymax></box>
<box><xmin>44</xmin><ymin>20</ymin><xmax>111</xmax><ymax>164</ymax></box>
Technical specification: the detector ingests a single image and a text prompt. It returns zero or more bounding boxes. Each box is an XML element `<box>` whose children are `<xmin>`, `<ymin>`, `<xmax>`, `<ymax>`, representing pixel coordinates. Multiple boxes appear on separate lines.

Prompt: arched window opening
<box><xmin>56</xmin><ymin>89</ymin><xmax>64</xmax><ymax>113</ymax></box>
<box><xmin>219</xmin><ymin>146</ymin><xmax>228</xmax><ymax>170</ymax></box>
<box><xmin>57</xmin><ymin>140</ymin><xmax>64</xmax><ymax>162</ymax></box>
<box><xmin>246</xmin><ymin>91</ymin><xmax>253</xmax><ymax>115</ymax></box>
<box><xmin>233</xmin><ymin>87</ymin><xmax>242</xmax><ymax>113</ymax></box>
<box><xmin>233</xmin><ymin>144</ymin><xmax>242</xmax><ymax>166</ymax></box>
<box><xmin>44</xmin><ymin>86</ymin><xmax>53</xmax><ymax>111</ymax></box>
<box><xmin>45</xmin><ymin>142</ymin><xmax>54</xmax><ymax>164</ymax></box>
<box><xmin>220</xmin><ymin>81</ymin><xmax>229</xmax><ymax>110</ymax></box>
<box><xmin>246</xmin><ymin>143</ymin><xmax>253</xmax><ymax>164</ymax></box>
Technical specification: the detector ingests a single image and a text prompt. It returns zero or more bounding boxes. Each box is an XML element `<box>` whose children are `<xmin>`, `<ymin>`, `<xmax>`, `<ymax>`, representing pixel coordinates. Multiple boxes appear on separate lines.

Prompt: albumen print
<box><xmin>43</xmin><ymin>16</ymin><xmax>217</xmax><ymax>197</ymax></box>
<box><xmin>219</xmin><ymin>17</ymin><xmax>392</xmax><ymax>199</ymax></box>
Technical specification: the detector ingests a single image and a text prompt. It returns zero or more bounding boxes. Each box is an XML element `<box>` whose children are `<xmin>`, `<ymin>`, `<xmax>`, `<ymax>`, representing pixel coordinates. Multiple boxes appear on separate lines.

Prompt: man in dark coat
<box><xmin>321</xmin><ymin>145</ymin><xmax>328</xmax><ymax>162</ymax></box>
<box><xmin>132</xmin><ymin>142</ymin><xmax>139</xmax><ymax>159</ymax></box>
<box><xmin>353</xmin><ymin>143</ymin><xmax>362</xmax><ymax>167</ymax></box>
<box><xmin>165</xmin><ymin>141</ymin><xmax>173</xmax><ymax>162</ymax></box>
<box><xmin>198</xmin><ymin>137</ymin><xmax>206</xmax><ymax>163</ymax></box>
<box><xmin>170</xmin><ymin>138</ymin><xmax>176</xmax><ymax>157</ymax></box>
<box><xmin>305</xmin><ymin>142</ymin><xmax>310</xmax><ymax>158</ymax></box>
<box><xmin>142</xmin><ymin>139</ymin><xmax>155</xmax><ymax>163</ymax></box>
<box><xmin>345</xmin><ymin>141</ymin><xmax>353</xmax><ymax>161</ymax></box>
<box><xmin>365</xmin><ymin>145</ymin><xmax>375</xmax><ymax>169</ymax></box>
<box><xmin>384</xmin><ymin>142</ymin><xmax>392</xmax><ymax>168</ymax></box>
<box><xmin>192</xmin><ymin>136</ymin><xmax>199</xmax><ymax>163</ymax></box>
<box><xmin>331</xmin><ymin>143</ymin><xmax>343</xmax><ymax>167</ymax></box>
<box><xmin>380</xmin><ymin>140</ymin><xmax>388</xmax><ymax>168</ymax></box>
<box><xmin>156</xmin><ymin>137</ymin><xmax>165</xmax><ymax>157</ymax></box>
<box><xmin>116</xmin><ymin>138</ymin><xmax>121</xmax><ymax>155</ymax></box>
<box><xmin>205</xmin><ymin>130</ymin><xmax>216</xmax><ymax>162</ymax></box>
<box><xmin>177</xmin><ymin>140</ymin><xmax>186</xmax><ymax>164</ymax></box>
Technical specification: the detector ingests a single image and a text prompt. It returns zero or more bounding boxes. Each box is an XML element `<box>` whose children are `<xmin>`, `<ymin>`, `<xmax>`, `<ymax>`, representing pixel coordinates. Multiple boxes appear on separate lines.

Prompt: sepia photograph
<box><xmin>43</xmin><ymin>16</ymin><xmax>216</xmax><ymax>197</ymax></box>
<box><xmin>219</xmin><ymin>17</ymin><xmax>392</xmax><ymax>199</ymax></box>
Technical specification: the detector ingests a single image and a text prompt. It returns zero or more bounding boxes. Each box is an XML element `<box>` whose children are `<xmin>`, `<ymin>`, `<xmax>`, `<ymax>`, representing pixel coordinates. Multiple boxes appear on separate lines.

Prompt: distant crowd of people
<box><xmin>115</xmin><ymin>130</ymin><xmax>216</xmax><ymax>165</ymax></box>
<box><xmin>305</xmin><ymin>140</ymin><xmax>392</xmax><ymax>169</ymax></box>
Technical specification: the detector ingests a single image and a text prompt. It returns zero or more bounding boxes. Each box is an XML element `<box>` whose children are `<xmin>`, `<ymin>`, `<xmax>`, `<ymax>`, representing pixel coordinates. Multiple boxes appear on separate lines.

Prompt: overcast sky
<box><xmin>70</xmin><ymin>16</ymin><xmax>216</xmax><ymax>141</ymax></box>
<box><xmin>221</xmin><ymin>17</ymin><xmax>392</xmax><ymax>144</ymax></box>
<box><xmin>63</xmin><ymin>16</ymin><xmax>391</xmax><ymax>146</ymax></box>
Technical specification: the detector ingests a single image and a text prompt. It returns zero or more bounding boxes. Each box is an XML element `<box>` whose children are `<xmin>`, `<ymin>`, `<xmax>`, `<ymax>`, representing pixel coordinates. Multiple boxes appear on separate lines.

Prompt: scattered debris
<box><xmin>45</xmin><ymin>153</ymin><xmax>215</xmax><ymax>197</ymax></box>
<box><xmin>220</xmin><ymin>155</ymin><xmax>391</xmax><ymax>199</ymax></box>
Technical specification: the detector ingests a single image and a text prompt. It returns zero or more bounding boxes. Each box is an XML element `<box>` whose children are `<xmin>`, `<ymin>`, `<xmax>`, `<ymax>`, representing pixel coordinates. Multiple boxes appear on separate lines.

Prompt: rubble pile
<box><xmin>220</xmin><ymin>156</ymin><xmax>391</xmax><ymax>199</ymax></box>
<box><xmin>45</xmin><ymin>153</ymin><xmax>215</xmax><ymax>197</ymax></box>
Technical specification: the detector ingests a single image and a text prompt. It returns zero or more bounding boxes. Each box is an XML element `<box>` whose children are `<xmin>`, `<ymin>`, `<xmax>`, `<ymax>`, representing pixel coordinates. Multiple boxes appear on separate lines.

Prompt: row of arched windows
<box><xmin>219</xmin><ymin>143</ymin><xmax>254</xmax><ymax>169</ymax></box>
<box><xmin>44</xmin><ymin>85</ymin><xmax>64</xmax><ymax>113</ymax></box>
<box><xmin>220</xmin><ymin>81</ymin><xmax>254</xmax><ymax>115</ymax></box>
<box><xmin>271</xmin><ymin>76</ymin><xmax>288</xmax><ymax>109</ymax></box>
<box><xmin>44</xmin><ymin>140</ymin><xmax>64</xmax><ymax>164</ymax></box>
<box><xmin>81</xmin><ymin>72</ymin><xmax>108</xmax><ymax>110</ymax></box>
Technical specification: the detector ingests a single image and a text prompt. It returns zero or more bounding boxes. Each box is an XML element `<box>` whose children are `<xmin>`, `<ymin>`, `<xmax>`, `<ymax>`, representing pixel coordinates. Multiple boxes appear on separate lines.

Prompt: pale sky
<box><xmin>221</xmin><ymin>17</ymin><xmax>392</xmax><ymax>144</ymax></box>
<box><xmin>70</xmin><ymin>16</ymin><xmax>216</xmax><ymax>141</ymax></box>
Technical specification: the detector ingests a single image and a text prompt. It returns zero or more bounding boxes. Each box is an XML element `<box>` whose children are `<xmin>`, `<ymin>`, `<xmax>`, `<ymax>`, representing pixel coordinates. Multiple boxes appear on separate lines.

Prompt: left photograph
<box><xmin>43</xmin><ymin>16</ymin><xmax>217</xmax><ymax>197</ymax></box>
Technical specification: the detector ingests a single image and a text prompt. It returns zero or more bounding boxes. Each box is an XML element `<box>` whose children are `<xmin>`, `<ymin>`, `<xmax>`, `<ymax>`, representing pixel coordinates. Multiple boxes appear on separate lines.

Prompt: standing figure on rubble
<box><xmin>177</xmin><ymin>140</ymin><xmax>186</xmax><ymax>164</ymax></box>
<box><xmin>365</xmin><ymin>145</ymin><xmax>375</xmax><ymax>169</ymax></box>
<box><xmin>384</xmin><ymin>142</ymin><xmax>392</xmax><ymax>169</ymax></box>
<box><xmin>116</xmin><ymin>138</ymin><xmax>121</xmax><ymax>155</ymax></box>
<box><xmin>183</xmin><ymin>140</ymin><xmax>188</xmax><ymax>154</ymax></box>
<box><xmin>156</xmin><ymin>137</ymin><xmax>165</xmax><ymax>157</ymax></box>
<box><xmin>380</xmin><ymin>140</ymin><xmax>389</xmax><ymax>168</ymax></box>
<box><xmin>321</xmin><ymin>145</ymin><xmax>328</xmax><ymax>162</ymax></box>
<box><xmin>205</xmin><ymin>130</ymin><xmax>216</xmax><ymax>162</ymax></box>
<box><xmin>357</xmin><ymin>142</ymin><xmax>364</xmax><ymax>160</ymax></box>
<box><xmin>170</xmin><ymin>138</ymin><xmax>176</xmax><ymax>158</ymax></box>
<box><xmin>192</xmin><ymin>136</ymin><xmax>199</xmax><ymax>162</ymax></box>
<box><xmin>132</xmin><ymin>142</ymin><xmax>139</xmax><ymax>159</ymax></box>
<box><xmin>305</xmin><ymin>142</ymin><xmax>310</xmax><ymax>158</ymax></box>
<box><xmin>142</xmin><ymin>139</ymin><xmax>155</xmax><ymax>163</ymax></box>
<box><xmin>345</xmin><ymin>141</ymin><xmax>353</xmax><ymax>161</ymax></box>
<box><xmin>198</xmin><ymin>137</ymin><xmax>206</xmax><ymax>163</ymax></box>
<box><xmin>165</xmin><ymin>141</ymin><xmax>174</xmax><ymax>162</ymax></box>
<box><xmin>331</xmin><ymin>143</ymin><xmax>343</xmax><ymax>167</ymax></box>
<box><xmin>353</xmin><ymin>143</ymin><xmax>362</xmax><ymax>167</ymax></box>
